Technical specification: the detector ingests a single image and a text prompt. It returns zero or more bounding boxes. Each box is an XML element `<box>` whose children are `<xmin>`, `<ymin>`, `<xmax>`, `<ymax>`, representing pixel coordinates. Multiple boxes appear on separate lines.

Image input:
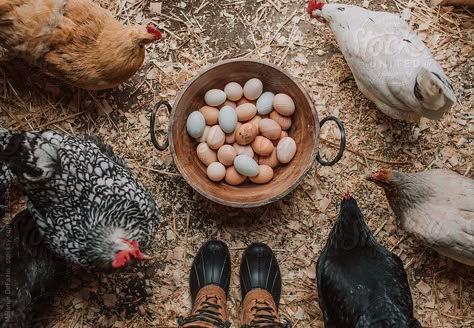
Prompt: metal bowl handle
<box><xmin>316</xmin><ymin>116</ymin><xmax>346</xmax><ymax>166</ymax></box>
<box><xmin>150</xmin><ymin>100</ymin><xmax>172</xmax><ymax>151</ymax></box>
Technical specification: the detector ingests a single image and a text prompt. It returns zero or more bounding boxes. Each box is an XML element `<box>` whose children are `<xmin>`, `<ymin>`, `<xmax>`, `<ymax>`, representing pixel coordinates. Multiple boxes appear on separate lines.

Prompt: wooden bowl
<box><xmin>152</xmin><ymin>59</ymin><xmax>344</xmax><ymax>208</ymax></box>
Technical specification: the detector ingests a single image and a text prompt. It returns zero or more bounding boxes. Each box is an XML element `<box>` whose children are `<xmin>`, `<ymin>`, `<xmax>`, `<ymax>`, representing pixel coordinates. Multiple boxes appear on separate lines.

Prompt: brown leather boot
<box><xmin>177</xmin><ymin>240</ymin><xmax>232</xmax><ymax>327</ymax></box>
<box><xmin>239</xmin><ymin>243</ymin><xmax>292</xmax><ymax>328</ymax></box>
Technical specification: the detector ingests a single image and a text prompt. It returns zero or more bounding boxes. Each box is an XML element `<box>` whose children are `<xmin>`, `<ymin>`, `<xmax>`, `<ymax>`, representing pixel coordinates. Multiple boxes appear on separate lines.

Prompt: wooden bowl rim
<box><xmin>168</xmin><ymin>58</ymin><xmax>319</xmax><ymax>208</ymax></box>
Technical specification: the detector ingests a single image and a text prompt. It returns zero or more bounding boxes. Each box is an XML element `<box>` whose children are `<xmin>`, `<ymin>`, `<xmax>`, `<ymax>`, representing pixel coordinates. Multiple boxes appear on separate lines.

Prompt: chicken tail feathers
<box><xmin>0</xmin><ymin>130</ymin><xmax>59</xmax><ymax>183</ymax></box>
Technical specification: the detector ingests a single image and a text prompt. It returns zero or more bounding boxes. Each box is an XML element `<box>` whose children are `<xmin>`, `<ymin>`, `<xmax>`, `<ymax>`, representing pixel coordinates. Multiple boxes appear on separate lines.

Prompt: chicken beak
<box><xmin>140</xmin><ymin>253</ymin><xmax>154</xmax><ymax>261</ymax></box>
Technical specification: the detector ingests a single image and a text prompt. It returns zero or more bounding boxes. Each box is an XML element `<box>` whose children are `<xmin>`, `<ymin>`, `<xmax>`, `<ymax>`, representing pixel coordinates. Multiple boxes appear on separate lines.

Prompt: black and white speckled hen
<box><xmin>0</xmin><ymin>128</ymin><xmax>160</xmax><ymax>270</ymax></box>
<box><xmin>316</xmin><ymin>192</ymin><xmax>421</xmax><ymax>328</ymax></box>
<box><xmin>1</xmin><ymin>209</ymin><xmax>66</xmax><ymax>328</ymax></box>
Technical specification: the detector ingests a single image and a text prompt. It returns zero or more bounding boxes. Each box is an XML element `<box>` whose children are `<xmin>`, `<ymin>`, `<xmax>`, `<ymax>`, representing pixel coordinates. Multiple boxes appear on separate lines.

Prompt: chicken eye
<box><xmin>337</xmin><ymin>7</ymin><xmax>345</xmax><ymax>11</ymax></box>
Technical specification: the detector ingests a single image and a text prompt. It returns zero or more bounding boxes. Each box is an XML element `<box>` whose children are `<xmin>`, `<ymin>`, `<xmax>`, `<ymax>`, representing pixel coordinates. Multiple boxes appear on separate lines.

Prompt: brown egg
<box><xmin>236</xmin><ymin>97</ymin><xmax>256</xmax><ymax>107</ymax></box>
<box><xmin>197</xmin><ymin>125</ymin><xmax>211</xmax><ymax>143</ymax></box>
<box><xmin>225</xmin><ymin>166</ymin><xmax>246</xmax><ymax>185</ymax></box>
<box><xmin>251</xmin><ymin>136</ymin><xmax>274</xmax><ymax>156</ymax></box>
<box><xmin>235</xmin><ymin>103</ymin><xmax>257</xmax><ymax>122</ymax></box>
<box><xmin>206</xmin><ymin>125</ymin><xmax>225</xmax><ymax>150</ymax></box>
<box><xmin>249</xmin><ymin>165</ymin><xmax>274</xmax><ymax>184</ymax></box>
<box><xmin>199</xmin><ymin>106</ymin><xmax>219</xmax><ymax>125</ymax></box>
<box><xmin>270</xmin><ymin>111</ymin><xmax>291</xmax><ymax>130</ymax></box>
<box><xmin>225</xmin><ymin>122</ymin><xmax>242</xmax><ymax>144</ymax></box>
<box><xmin>235</xmin><ymin>123</ymin><xmax>258</xmax><ymax>145</ymax></box>
<box><xmin>218</xmin><ymin>100</ymin><xmax>237</xmax><ymax>109</ymax></box>
<box><xmin>273</xmin><ymin>93</ymin><xmax>295</xmax><ymax>116</ymax></box>
<box><xmin>259</xmin><ymin>118</ymin><xmax>282</xmax><ymax>140</ymax></box>
<box><xmin>258</xmin><ymin>149</ymin><xmax>279</xmax><ymax>168</ymax></box>
<box><xmin>277</xmin><ymin>137</ymin><xmax>297</xmax><ymax>163</ymax></box>
<box><xmin>247</xmin><ymin>115</ymin><xmax>262</xmax><ymax>133</ymax></box>
<box><xmin>217</xmin><ymin>145</ymin><xmax>237</xmax><ymax>166</ymax></box>
<box><xmin>280</xmin><ymin>130</ymin><xmax>289</xmax><ymax>139</ymax></box>
<box><xmin>233</xmin><ymin>143</ymin><xmax>254</xmax><ymax>158</ymax></box>
<box><xmin>197</xmin><ymin>143</ymin><xmax>217</xmax><ymax>166</ymax></box>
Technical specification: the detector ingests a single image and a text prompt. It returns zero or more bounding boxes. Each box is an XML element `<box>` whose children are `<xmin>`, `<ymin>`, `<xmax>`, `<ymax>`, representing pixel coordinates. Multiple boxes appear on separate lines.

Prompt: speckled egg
<box><xmin>243</xmin><ymin>78</ymin><xmax>263</xmax><ymax>100</ymax></box>
<box><xmin>273</xmin><ymin>93</ymin><xmax>295</xmax><ymax>116</ymax></box>
<box><xmin>217</xmin><ymin>145</ymin><xmax>237</xmax><ymax>166</ymax></box>
<box><xmin>205</xmin><ymin>89</ymin><xmax>226</xmax><ymax>107</ymax></box>
<box><xmin>218</xmin><ymin>106</ymin><xmax>238</xmax><ymax>133</ymax></box>
<box><xmin>234</xmin><ymin>154</ymin><xmax>259</xmax><ymax>177</ymax></box>
<box><xmin>249</xmin><ymin>165</ymin><xmax>274</xmax><ymax>184</ymax></box>
<box><xmin>277</xmin><ymin>137</ymin><xmax>297</xmax><ymax>163</ymax></box>
<box><xmin>256</xmin><ymin>92</ymin><xmax>274</xmax><ymax>115</ymax></box>
<box><xmin>186</xmin><ymin>111</ymin><xmax>206</xmax><ymax>138</ymax></box>
<box><xmin>206</xmin><ymin>125</ymin><xmax>225</xmax><ymax>150</ymax></box>
<box><xmin>207</xmin><ymin>162</ymin><xmax>226</xmax><ymax>182</ymax></box>
<box><xmin>197</xmin><ymin>143</ymin><xmax>217</xmax><ymax>166</ymax></box>
<box><xmin>235</xmin><ymin>123</ymin><xmax>258</xmax><ymax>145</ymax></box>
<box><xmin>199</xmin><ymin>106</ymin><xmax>219</xmax><ymax>125</ymax></box>
<box><xmin>224</xmin><ymin>82</ymin><xmax>243</xmax><ymax>101</ymax></box>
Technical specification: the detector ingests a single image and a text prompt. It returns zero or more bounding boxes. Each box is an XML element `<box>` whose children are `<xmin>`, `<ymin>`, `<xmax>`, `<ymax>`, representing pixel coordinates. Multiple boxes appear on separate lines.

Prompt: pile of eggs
<box><xmin>186</xmin><ymin>78</ymin><xmax>297</xmax><ymax>185</ymax></box>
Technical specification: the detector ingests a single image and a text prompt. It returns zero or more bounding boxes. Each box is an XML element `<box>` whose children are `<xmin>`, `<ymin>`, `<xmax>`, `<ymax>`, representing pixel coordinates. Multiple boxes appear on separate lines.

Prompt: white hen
<box><xmin>308</xmin><ymin>1</ymin><xmax>457</xmax><ymax>121</ymax></box>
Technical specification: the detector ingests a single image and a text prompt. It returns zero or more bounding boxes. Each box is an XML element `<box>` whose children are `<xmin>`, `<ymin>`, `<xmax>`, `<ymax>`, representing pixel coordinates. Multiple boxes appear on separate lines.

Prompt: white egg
<box><xmin>204</xmin><ymin>89</ymin><xmax>226</xmax><ymax>106</ymax></box>
<box><xmin>186</xmin><ymin>111</ymin><xmax>206</xmax><ymax>138</ymax></box>
<box><xmin>224</xmin><ymin>82</ymin><xmax>243</xmax><ymax>101</ymax></box>
<box><xmin>243</xmin><ymin>78</ymin><xmax>263</xmax><ymax>100</ymax></box>
<box><xmin>256</xmin><ymin>92</ymin><xmax>274</xmax><ymax>115</ymax></box>
<box><xmin>234</xmin><ymin>154</ymin><xmax>259</xmax><ymax>177</ymax></box>
<box><xmin>207</xmin><ymin>162</ymin><xmax>226</xmax><ymax>182</ymax></box>
<box><xmin>277</xmin><ymin>137</ymin><xmax>297</xmax><ymax>163</ymax></box>
<box><xmin>218</xmin><ymin>106</ymin><xmax>238</xmax><ymax>133</ymax></box>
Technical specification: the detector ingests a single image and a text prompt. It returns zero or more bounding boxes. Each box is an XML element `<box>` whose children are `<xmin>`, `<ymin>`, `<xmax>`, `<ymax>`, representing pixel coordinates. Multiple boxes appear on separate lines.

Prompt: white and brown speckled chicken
<box><xmin>367</xmin><ymin>169</ymin><xmax>474</xmax><ymax>266</ymax></box>
<box><xmin>0</xmin><ymin>0</ymin><xmax>162</xmax><ymax>90</ymax></box>
<box><xmin>1</xmin><ymin>209</ymin><xmax>66</xmax><ymax>328</ymax></box>
<box><xmin>0</xmin><ymin>128</ymin><xmax>160</xmax><ymax>270</ymax></box>
<box><xmin>317</xmin><ymin>192</ymin><xmax>421</xmax><ymax>327</ymax></box>
<box><xmin>308</xmin><ymin>1</ymin><xmax>456</xmax><ymax>121</ymax></box>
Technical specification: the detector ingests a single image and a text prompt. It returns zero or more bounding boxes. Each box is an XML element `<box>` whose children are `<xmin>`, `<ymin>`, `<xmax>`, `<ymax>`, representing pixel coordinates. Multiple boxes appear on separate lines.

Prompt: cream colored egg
<box><xmin>258</xmin><ymin>149</ymin><xmax>279</xmax><ymax>168</ymax></box>
<box><xmin>235</xmin><ymin>123</ymin><xmax>258</xmax><ymax>145</ymax></box>
<box><xmin>243</xmin><ymin>78</ymin><xmax>263</xmax><ymax>100</ymax></box>
<box><xmin>197</xmin><ymin>125</ymin><xmax>211</xmax><ymax>143</ymax></box>
<box><xmin>247</xmin><ymin>115</ymin><xmax>262</xmax><ymax>134</ymax></box>
<box><xmin>251</xmin><ymin>136</ymin><xmax>274</xmax><ymax>156</ymax></box>
<box><xmin>206</xmin><ymin>125</ymin><xmax>225</xmax><ymax>150</ymax></box>
<box><xmin>249</xmin><ymin>165</ymin><xmax>274</xmax><ymax>184</ymax></box>
<box><xmin>225</xmin><ymin>166</ymin><xmax>246</xmax><ymax>185</ymax></box>
<box><xmin>207</xmin><ymin>162</ymin><xmax>226</xmax><ymax>182</ymax></box>
<box><xmin>270</xmin><ymin>111</ymin><xmax>292</xmax><ymax>130</ymax></box>
<box><xmin>197</xmin><ymin>143</ymin><xmax>217</xmax><ymax>166</ymax></box>
<box><xmin>225</xmin><ymin>122</ymin><xmax>242</xmax><ymax>144</ymax></box>
<box><xmin>277</xmin><ymin>137</ymin><xmax>297</xmax><ymax>163</ymax></box>
<box><xmin>234</xmin><ymin>154</ymin><xmax>259</xmax><ymax>177</ymax></box>
<box><xmin>199</xmin><ymin>106</ymin><xmax>219</xmax><ymax>125</ymax></box>
<box><xmin>218</xmin><ymin>100</ymin><xmax>237</xmax><ymax>109</ymax></box>
<box><xmin>259</xmin><ymin>118</ymin><xmax>282</xmax><ymax>140</ymax></box>
<box><xmin>217</xmin><ymin>145</ymin><xmax>237</xmax><ymax>166</ymax></box>
<box><xmin>233</xmin><ymin>143</ymin><xmax>254</xmax><ymax>158</ymax></box>
<box><xmin>205</xmin><ymin>89</ymin><xmax>226</xmax><ymax>107</ymax></box>
<box><xmin>235</xmin><ymin>103</ymin><xmax>257</xmax><ymax>122</ymax></box>
<box><xmin>273</xmin><ymin>93</ymin><xmax>295</xmax><ymax>116</ymax></box>
<box><xmin>224</xmin><ymin>82</ymin><xmax>243</xmax><ymax>101</ymax></box>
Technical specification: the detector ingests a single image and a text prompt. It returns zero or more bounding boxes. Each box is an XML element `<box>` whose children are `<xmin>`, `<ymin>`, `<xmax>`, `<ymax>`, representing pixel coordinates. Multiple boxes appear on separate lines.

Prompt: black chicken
<box><xmin>0</xmin><ymin>128</ymin><xmax>160</xmax><ymax>270</ymax></box>
<box><xmin>316</xmin><ymin>192</ymin><xmax>421</xmax><ymax>328</ymax></box>
<box><xmin>0</xmin><ymin>209</ymin><xmax>66</xmax><ymax>328</ymax></box>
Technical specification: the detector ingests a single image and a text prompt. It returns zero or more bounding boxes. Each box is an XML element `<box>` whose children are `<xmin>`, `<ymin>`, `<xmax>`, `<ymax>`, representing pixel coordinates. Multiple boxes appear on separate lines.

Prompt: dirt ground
<box><xmin>1</xmin><ymin>0</ymin><xmax>473</xmax><ymax>327</ymax></box>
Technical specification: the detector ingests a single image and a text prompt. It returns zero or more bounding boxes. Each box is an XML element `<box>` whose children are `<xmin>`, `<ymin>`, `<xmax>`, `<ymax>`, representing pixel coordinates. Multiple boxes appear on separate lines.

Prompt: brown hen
<box><xmin>0</xmin><ymin>0</ymin><xmax>162</xmax><ymax>90</ymax></box>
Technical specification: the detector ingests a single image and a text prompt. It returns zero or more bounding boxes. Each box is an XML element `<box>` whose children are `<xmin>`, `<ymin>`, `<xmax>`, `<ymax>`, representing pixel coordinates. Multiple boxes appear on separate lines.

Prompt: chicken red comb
<box><xmin>112</xmin><ymin>239</ymin><xmax>147</xmax><ymax>268</ymax></box>
<box><xmin>307</xmin><ymin>0</ymin><xmax>324</xmax><ymax>15</ymax></box>
<box><xmin>345</xmin><ymin>190</ymin><xmax>350</xmax><ymax>200</ymax></box>
<box><xmin>146</xmin><ymin>25</ymin><xmax>162</xmax><ymax>40</ymax></box>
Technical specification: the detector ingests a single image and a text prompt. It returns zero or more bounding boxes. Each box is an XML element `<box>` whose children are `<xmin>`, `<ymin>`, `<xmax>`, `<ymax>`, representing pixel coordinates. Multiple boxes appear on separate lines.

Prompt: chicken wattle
<box><xmin>367</xmin><ymin>169</ymin><xmax>474</xmax><ymax>266</ymax></box>
<box><xmin>0</xmin><ymin>0</ymin><xmax>162</xmax><ymax>90</ymax></box>
<box><xmin>308</xmin><ymin>1</ymin><xmax>456</xmax><ymax>121</ymax></box>
<box><xmin>317</xmin><ymin>193</ymin><xmax>421</xmax><ymax>327</ymax></box>
<box><xmin>0</xmin><ymin>128</ymin><xmax>160</xmax><ymax>270</ymax></box>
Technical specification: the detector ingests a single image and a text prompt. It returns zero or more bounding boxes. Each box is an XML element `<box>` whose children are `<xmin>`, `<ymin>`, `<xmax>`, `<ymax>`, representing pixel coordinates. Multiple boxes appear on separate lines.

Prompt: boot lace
<box><xmin>241</xmin><ymin>300</ymin><xmax>292</xmax><ymax>328</ymax></box>
<box><xmin>177</xmin><ymin>295</ymin><xmax>231</xmax><ymax>328</ymax></box>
